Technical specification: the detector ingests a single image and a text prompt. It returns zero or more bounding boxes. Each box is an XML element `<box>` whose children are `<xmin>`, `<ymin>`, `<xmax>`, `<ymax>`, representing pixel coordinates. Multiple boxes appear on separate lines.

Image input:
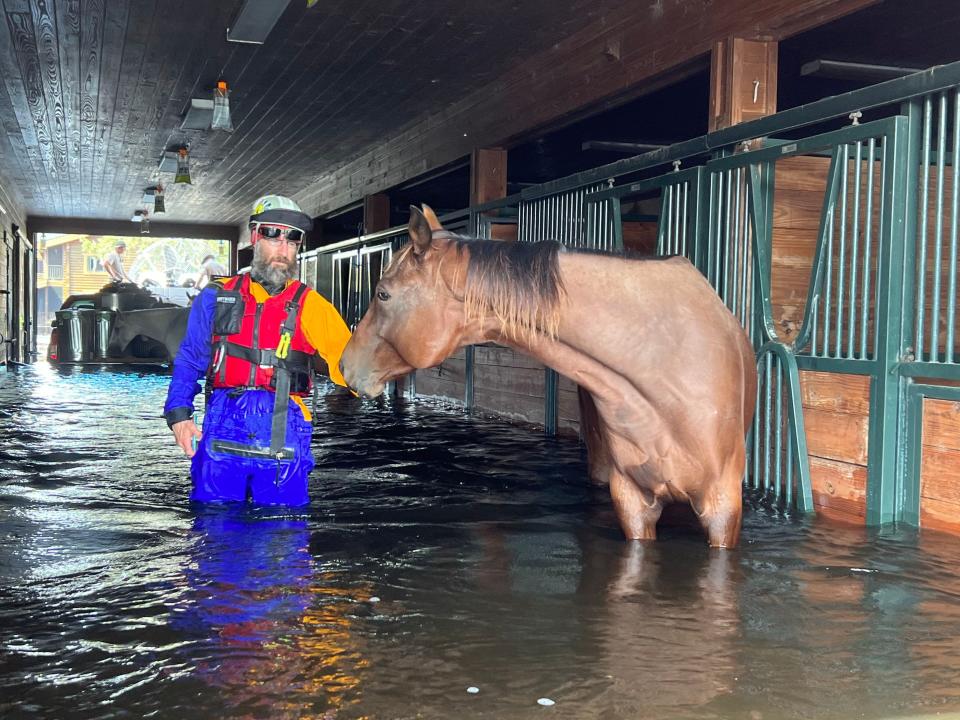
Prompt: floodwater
<box><xmin>2</xmin><ymin>364</ymin><xmax>960</xmax><ymax>720</ymax></box>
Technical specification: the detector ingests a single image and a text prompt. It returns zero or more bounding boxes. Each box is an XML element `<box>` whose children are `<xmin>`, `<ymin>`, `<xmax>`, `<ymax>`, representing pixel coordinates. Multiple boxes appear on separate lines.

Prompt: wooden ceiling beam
<box><xmin>27</xmin><ymin>215</ymin><xmax>238</xmax><ymax>242</ymax></box>
<box><xmin>296</xmin><ymin>0</ymin><xmax>878</xmax><ymax>217</ymax></box>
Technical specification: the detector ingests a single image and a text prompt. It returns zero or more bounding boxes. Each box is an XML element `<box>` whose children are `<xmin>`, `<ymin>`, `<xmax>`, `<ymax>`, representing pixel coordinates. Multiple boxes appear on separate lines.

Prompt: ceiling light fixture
<box><xmin>211</xmin><ymin>80</ymin><xmax>233</xmax><ymax>132</ymax></box>
<box><xmin>227</xmin><ymin>0</ymin><xmax>292</xmax><ymax>44</ymax></box>
<box><xmin>175</xmin><ymin>148</ymin><xmax>192</xmax><ymax>185</ymax></box>
<box><xmin>158</xmin><ymin>150</ymin><xmax>179</xmax><ymax>173</ymax></box>
<box><xmin>181</xmin><ymin>98</ymin><xmax>214</xmax><ymax>130</ymax></box>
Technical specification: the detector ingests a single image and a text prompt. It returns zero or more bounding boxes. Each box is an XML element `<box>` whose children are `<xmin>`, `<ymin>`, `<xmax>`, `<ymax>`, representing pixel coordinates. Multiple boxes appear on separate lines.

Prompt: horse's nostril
<box><xmin>338</xmin><ymin>360</ymin><xmax>345</xmax><ymax>377</ymax></box>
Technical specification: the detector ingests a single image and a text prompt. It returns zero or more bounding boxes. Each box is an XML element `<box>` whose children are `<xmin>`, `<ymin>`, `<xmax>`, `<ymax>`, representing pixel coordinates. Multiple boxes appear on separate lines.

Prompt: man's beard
<box><xmin>251</xmin><ymin>243</ymin><xmax>298</xmax><ymax>294</ymax></box>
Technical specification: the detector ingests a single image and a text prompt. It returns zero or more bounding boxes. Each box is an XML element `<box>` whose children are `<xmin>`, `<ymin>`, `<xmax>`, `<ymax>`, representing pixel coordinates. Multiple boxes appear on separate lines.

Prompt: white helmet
<box><xmin>249</xmin><ymin>194</ymin><xmax>313</xmax><ymax>233</ymax></box>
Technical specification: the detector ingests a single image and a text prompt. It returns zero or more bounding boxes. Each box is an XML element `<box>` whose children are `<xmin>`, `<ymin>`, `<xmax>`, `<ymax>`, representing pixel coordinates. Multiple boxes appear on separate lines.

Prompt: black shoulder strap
<box><xmin>270</xmin><ymin>282</ymin><xmax>311</xmax><ymax>457</ymax></box>
<box><xmin>276</xmin><ymin>283</ymin><xmax>309</xmax><ymax>360</ymax></box>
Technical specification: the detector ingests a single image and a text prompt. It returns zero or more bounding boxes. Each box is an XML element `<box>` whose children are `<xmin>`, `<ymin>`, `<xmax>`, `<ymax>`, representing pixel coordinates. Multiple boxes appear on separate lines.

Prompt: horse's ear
<box><xmin>420</xmin><ymin>204</ymin><xmax>444</xmax><ymax>232</ymax></box>
<box><xmin>408</xmin><ymin>205</ymin><xmax>433</xmax><ymax>257</ymax></box>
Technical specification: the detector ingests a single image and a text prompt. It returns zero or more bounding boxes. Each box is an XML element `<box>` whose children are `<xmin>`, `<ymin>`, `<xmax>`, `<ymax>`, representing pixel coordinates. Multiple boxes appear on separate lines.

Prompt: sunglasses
<box><xmin>251</xmin><ymin>223</ymin><xmax>304</xmax><ymax>246</ymax></box>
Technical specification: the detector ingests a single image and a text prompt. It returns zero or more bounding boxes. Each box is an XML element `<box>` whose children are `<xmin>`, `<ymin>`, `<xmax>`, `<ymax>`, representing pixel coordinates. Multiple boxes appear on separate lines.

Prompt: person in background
<box><xmin>163</xmin><ymin>194</ymin><xmax>352</xmax><ymax>506</ymax></box>
<box><xmin>102</xmin><ymin>239</ymin><xmax>132</xmax><ymax>283</ymax></box>
<box><xmin>197</xmin><ymin>254</ymin><xmax>229</xmax><ymax>289</ymax></box>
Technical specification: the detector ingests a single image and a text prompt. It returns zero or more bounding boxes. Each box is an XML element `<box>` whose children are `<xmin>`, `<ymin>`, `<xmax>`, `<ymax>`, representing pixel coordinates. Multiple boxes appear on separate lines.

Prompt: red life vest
<box><xmin>210</xmin><ymin>274</ymin><xmax>316</xmax><ymax>396</ymax></box>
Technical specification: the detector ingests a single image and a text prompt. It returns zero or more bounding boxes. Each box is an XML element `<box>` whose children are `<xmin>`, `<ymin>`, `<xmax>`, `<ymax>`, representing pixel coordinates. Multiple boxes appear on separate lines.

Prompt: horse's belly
<box><xmin>600</xmin><ymin>399</ymin><xmax>740</xmax><ymax>497</ymax></box>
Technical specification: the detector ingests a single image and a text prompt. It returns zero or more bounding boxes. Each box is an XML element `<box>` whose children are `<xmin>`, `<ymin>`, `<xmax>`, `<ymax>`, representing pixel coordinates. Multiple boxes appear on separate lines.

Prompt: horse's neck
<box><xmin>489</xmin><ymin>253</ymin><xmax>649</xmax><ymax>393</ymax></box>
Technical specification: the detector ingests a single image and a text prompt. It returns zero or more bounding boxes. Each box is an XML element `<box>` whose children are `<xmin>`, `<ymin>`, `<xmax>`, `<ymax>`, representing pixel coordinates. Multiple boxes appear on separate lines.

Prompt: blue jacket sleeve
<box><xmin>163</xmin><ymin>287</ymin><xmax>217</xmax><ymax>426</ymax></box>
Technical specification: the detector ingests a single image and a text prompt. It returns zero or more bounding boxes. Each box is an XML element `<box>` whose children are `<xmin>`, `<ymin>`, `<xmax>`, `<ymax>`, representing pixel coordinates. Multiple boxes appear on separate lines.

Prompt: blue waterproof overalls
<box><xmin>164</xmin><ymin>279</ymin><xmax>315</xmax><ymax>505</ymax></box>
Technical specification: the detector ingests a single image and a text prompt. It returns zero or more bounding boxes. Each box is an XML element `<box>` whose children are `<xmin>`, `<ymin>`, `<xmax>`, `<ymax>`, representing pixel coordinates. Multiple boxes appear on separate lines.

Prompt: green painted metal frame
<box><xmin>584</xmin><ymin>166</ymin><xmax>706</xmax><ymax>265</ymax></box>
<box><xmin>902</xmin><ymin>381</ymin><xmax>960</xmax><ymax>525</ymax></box>
<box><xmin>745</xmin><ymin>162</ymin><xmax>815</xmax><ymax>511</ymax></box>
<box><xmin>700</xmin><ymin>117</ymin><xmax>909</xmax><ymax>518</ymax></box>
<box><xmin>865</xmin><ymin>114</ymin><xmax>911</xmax><ymax>525</ymax></box>
<box><xmin>752</xmin><ymin>342</ymin><xmax>817</xmax><ymax>511</ymax></box>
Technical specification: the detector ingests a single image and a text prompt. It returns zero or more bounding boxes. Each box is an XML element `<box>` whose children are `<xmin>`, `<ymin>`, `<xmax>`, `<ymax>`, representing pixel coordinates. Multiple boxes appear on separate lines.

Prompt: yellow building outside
<box><xmin>36</xmin><ymin>234</ymin><xmax>228</xmax><ymax>329</ymax></box>
<box><xmin>37</xmin><ymin>235</ymin><xmax>143</xmax><ymax>328</ymax></box>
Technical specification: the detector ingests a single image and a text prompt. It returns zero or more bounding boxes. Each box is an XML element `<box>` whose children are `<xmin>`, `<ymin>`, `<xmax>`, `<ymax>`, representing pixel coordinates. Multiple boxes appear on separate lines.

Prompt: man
<box><xmin>196</xmin><ymin>253</ymin><xmax>228</xmax><ymax>289</ymax></box>
<box><xmin>102</xmin><ymin>239</ymin><xmax>132</xmax><ymax>283</ymax></box>
<box><xmin>163</xmin><ymin>195</ymin><xmax>352</xmax><ymax>505</ymax></box>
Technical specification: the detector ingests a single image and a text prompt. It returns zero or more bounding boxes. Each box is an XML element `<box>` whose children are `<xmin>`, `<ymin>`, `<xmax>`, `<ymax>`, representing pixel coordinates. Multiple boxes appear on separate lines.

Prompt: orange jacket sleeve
<box><xmin>299</xmin><ymin>289</ymin><xmax>351</xmax><ymax>387</ymax></box>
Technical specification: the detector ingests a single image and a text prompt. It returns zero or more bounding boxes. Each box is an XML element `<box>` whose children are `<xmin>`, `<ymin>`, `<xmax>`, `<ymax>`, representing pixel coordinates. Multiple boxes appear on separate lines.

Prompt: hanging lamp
<box><xmin>153</xmin><ymin>185</ymin><xmax>165</xmax><ymax>214</ymax></box>
<box><xmin>211</xmin><ymin>80</ymin><xmax>233</xmax><ymax>132</ymax></box>
<box><xmin>175</xmin><ymin>148</ymin><xmax>192</xmax><ymax>184</ymax></box>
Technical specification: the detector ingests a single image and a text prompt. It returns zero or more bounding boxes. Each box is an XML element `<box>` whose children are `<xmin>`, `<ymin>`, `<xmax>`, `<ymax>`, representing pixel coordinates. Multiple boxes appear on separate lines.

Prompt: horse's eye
<box><xmin>376</xmin><ymin>289</ymin><xmax>391</xmax><ymax>302</ymax></box>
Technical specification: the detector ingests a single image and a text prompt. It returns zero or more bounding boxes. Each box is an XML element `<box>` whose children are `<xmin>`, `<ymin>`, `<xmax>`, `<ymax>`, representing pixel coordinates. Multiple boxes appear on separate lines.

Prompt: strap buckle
<box><xmin>276</xmin><ymin>331</ymin><xmax>292</xmax><ymax>360</ymax></box>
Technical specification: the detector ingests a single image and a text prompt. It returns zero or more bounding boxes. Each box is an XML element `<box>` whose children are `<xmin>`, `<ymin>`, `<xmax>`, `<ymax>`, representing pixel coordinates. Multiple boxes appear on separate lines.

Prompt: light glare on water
<box><xmin>2</xmin><ymin>363</ymin><xmax>960</xmax><ymax>719</ymax></box>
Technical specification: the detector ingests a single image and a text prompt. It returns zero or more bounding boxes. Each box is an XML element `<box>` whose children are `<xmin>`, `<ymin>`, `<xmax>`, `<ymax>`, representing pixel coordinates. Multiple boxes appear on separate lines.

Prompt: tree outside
<box><xmin>80</xmin><ymin>236</ymin><xmax>230</xmax><ymax>286</ymax></box>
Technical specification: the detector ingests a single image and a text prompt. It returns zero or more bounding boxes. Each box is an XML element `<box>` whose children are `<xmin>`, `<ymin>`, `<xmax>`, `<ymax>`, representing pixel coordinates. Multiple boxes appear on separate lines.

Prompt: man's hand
<box><xmin>171</xmin><ymin>418</ymin><xmax>202</xmax><ymax>457</ymax></box>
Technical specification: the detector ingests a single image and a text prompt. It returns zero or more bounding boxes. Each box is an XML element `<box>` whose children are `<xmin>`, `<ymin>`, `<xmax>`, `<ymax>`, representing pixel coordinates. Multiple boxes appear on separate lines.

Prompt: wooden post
<box><xmin>471</xmin><ymin>147</ymin><xmax>515</xmax><ymax>241</ymax></box>
<box><xmin>470</xmin><ymin>148</ymin><xmax>507</xmax><ymax>206</ymax></box>
<box><xmin>362</xmin><ymin>193</ymin><xmax>391</xmax><ymax>234</ymax></box>
<box><xmin>709</xmin><ymin>38</ymin><xmax>778</xmax><ymax>132</ymax></box>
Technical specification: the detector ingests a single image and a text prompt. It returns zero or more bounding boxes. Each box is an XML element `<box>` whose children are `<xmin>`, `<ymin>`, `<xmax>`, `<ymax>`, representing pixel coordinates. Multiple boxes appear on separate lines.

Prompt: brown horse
<box><xmin>340</xmin><ymin>206</ymin><xmax>757</xmax><ymax>548</ymax></box>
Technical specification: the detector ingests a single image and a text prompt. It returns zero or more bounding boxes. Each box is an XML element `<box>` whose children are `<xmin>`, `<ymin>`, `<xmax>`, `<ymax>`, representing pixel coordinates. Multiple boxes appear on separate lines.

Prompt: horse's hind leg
<box><xmin>693</xmin><ymin>455</ymin><xmax>744</xmax><ymax>549</ymax></box>
<box><xmin>610</xmin><ymin>473</ymin><xmax>663</xmax><ymax>541</ymax></box>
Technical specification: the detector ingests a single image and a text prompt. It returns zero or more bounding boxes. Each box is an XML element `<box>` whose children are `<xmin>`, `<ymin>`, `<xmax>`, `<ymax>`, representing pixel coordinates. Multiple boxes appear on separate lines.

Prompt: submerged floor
<box><xmin>1</xmin><ymin>363</ymin><xmax>960</xmax><ymax>720</ymax></box>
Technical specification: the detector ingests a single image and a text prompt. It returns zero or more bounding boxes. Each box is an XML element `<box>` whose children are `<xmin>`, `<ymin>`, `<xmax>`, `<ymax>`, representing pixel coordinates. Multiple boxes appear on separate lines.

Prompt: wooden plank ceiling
<box><xmin>0</xmin><ymin>0</ymin><xmax>627</xmax><ymax>225</ymax></box>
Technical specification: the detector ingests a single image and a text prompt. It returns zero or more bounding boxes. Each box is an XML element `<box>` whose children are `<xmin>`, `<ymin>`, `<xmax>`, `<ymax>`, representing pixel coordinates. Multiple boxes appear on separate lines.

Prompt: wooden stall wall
<box><xmin>622</xmin><ymin>221</ymin><xmax>659</xmax><ymax>254</ymax></box>
<box><xmin>920</xmin><ymin>397</ymin><xmax>960</xmax><ymax>532</ymax></box>
<box><xmin>912</xmin><ymin>158</ymin><xmax>960</xmax><ymax>534</ymax></box>
<box><xmin>473</xmin><ymin>345</ymin><xmax>546</xmax><ymax>426</ymax></box>
<box><xmin>773</xmin><ymin>155</ymin><xmax>960</xmax><ymax>531</ymax></box>
<box><xmin>799</xmin><ymin>371</ymin><xmax>870</xmax><ymax>523</ymax></box>
<box><xmin>413</xmin><ymin>347</ymin><xmax>467</xmax><ymax>406</ymax></box>
<box><xmin>1</xmin><ymin>179</ymin><xmax>26</xmax><ymax>365</ymax></box>
<box><xmin>771</xmin><ymin>156</ymin><xmax>873</xmax><ymax>522</ymax></box>
<box><xmin>413</xmin><ymin>344</ymin><xmax>582</xmax><ymax>434</ymax></box>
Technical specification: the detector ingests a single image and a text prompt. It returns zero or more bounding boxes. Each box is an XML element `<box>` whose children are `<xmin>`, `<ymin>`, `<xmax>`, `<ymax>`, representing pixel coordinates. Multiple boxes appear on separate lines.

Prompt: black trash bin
<box><xmin>54</xmin><ymin>309</ymin><xmax>94</xmax><ymax>363</ymax></box>
<box><xmin>93</xmin><ymin>310</ymin><xmax>116</xmax><ymax>360</ymax></box>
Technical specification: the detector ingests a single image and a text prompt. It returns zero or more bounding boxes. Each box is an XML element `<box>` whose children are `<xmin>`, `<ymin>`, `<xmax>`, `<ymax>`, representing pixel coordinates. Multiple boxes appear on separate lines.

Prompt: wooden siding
<box><xmin>413</xmin><ymin>347</ymin><xmax>467</xmax><ymax>405</ymax></box>
<box><xmin>413</xmin><ymin>344</ymin><xmax>581</xmax><ymax>434</ymax></box>
<box><xmin>771</xmin><ymin>156</ymin><xmax>828</xmax><ymax>342</ymax></box>
<box><xmin>622</xmin><ymin>221</ymin><xmax>659</xmax><ymax>254</ymax></box>
<box><xmin>772</xmin><ymin>155</ymin><xmax>960</xmax><ymax>360</ymax></box>
<box><xmin>0</xmin><ymin>171</ymin><xmax>27</xmax><ymax>364</ymax></box>
<box><xmin>473</xmin><ymin>345</ymin><xmax>546</xmax><ymax>426</ymax></box>
<box><xmin>920</xmin><ymin>398</ymin><xmax>960</xmax><ymax>533</ymax></box>
<box><xmin>800</xmin><ymin>371</ymin><xmax>871</xmax><ymax>522</ymax></box>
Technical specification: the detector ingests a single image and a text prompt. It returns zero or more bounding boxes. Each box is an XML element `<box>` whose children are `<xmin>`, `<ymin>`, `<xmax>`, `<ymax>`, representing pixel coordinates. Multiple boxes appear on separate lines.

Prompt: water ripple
<box><xmin>2</xmin><ymin>363</ymin><xmax>960</xmax><ymax>719</ymax></box>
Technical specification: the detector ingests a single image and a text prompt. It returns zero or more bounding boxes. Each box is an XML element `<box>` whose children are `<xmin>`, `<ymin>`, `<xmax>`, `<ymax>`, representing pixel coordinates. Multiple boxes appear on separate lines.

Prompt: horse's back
<box><xmin>561</xmin><ymin>251</ymin><xmax>756</xmax><ymax>434</ymax></box>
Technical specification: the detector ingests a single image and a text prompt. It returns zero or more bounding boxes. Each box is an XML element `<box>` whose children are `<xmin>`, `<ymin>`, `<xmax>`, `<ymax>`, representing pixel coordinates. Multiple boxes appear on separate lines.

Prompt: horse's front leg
<box><xmin>578</xmin><ymin>387</ymin><xmax>614</xmax><ymax>486</ymax></box>
<box><xmin>610</xmin><ymin>472</ymin><xmax>663</xmax><ymax>541</ymax></box>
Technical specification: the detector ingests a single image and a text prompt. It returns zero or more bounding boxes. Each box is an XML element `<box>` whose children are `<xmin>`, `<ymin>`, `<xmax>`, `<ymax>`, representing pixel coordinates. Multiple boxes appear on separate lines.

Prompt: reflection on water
<box><xmin>2</xmin><ymin>363</ymin><xmax>960</xmax><ymax>719</ymax></box>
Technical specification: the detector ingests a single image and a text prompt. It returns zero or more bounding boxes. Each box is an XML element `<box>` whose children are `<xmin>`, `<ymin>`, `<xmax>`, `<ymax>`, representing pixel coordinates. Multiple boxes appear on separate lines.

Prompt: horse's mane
<box><xmin>461</xmin><ymin>238</ymin><xmax>564</xmax><ymax>344</ymax></box>
<box><xmin>391</xmin><ymin>233</ymin><xmax>565</xmax><ymax>345</ymax></box>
